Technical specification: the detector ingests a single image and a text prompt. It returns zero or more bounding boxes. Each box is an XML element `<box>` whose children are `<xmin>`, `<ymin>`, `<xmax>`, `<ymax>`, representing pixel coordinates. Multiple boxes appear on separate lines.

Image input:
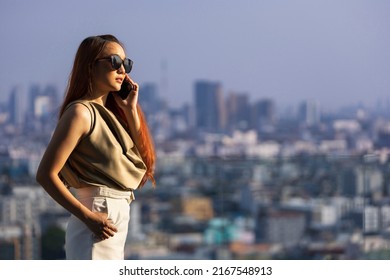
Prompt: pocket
<box><xmin>92</xmin><ymin>197</ymin><xmax>108</xmax><ymax>215</ymax></box>
<box><xmin>105</xmin><ymin>198</ymin><xmax>130</xmax><ymax>227</ymax></box>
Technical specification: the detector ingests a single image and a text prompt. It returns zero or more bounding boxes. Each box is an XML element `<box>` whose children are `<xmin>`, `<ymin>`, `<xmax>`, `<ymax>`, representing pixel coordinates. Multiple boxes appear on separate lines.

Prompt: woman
<box><xmin>36</xmin><ymin>34</ymin><xmax>155</xmax><ymax>260</ymax></box>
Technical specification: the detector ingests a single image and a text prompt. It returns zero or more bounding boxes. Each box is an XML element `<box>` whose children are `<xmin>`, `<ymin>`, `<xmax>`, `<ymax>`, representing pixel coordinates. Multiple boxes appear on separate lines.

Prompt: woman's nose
<box><xmin>117</xmin><ymin>63</ymin><xmax>125</xmax><ymax>74</ymax></box>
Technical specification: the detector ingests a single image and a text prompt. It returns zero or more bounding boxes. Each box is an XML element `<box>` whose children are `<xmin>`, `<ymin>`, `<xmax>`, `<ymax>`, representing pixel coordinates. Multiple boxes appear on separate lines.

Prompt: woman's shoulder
<box><xmin>67</xmin><ymin>102</ymin><xmax>92</xmax><ymax>116</ymax></box>
<box><xmin>65</xmin><ymin>99</ymin><xmax>94</xmax><ymax>111</ymax></box>
<box><xmin>63</xmin><ymin>100</ymin><xmax>95</xmax><ymax>116</ymax></box>
<box><xmin>61</xmin><ymin>100</ymin><xmax>94</xmax><ymax>131</ymax></box>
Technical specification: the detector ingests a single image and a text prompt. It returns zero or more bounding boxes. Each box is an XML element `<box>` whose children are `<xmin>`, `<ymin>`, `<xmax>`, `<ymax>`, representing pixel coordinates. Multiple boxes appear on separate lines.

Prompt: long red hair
<box><xmin>59</xmin><ymin>35</ymin><xmax>156</xmax><ymax>188</ymax></box>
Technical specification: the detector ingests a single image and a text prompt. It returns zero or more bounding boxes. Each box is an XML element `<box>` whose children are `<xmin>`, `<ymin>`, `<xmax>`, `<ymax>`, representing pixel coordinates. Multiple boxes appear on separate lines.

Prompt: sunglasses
<box><xmin>96</xmin><ymin>54</ymin><xmax>133</xmax><ymax>73</ymax></box>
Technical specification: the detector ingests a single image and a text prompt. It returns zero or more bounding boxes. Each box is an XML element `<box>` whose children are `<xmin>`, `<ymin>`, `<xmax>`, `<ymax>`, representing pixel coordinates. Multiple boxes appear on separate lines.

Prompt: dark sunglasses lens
<box><xmin>110</xmin><ymin>55</ymin><xmax>132</xmax><ymax>73</ymax></box>
<box><xmin>111</xmin><ymin>55</ymin><xmax>122</xmax><ymax>70</ymax></box>
<box><xmin>123</xmin><ymin>59</ymin><xmax>133</xmax><ymax>73</ymax></box>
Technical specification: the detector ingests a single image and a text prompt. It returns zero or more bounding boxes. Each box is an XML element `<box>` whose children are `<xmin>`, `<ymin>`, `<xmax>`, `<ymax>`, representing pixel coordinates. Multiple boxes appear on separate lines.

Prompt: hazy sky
<box><xmin>1</xmin><ymin>0</ymin><xmax>389</xmax><ymax>110</ymax></box>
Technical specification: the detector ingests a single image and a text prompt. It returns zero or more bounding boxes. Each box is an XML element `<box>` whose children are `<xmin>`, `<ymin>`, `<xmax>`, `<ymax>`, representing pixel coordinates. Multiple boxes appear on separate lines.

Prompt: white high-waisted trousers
<box><xmin>65</xmin><ymin>186</ymin><xmax>133</xmax><ymax>260</ymax></box>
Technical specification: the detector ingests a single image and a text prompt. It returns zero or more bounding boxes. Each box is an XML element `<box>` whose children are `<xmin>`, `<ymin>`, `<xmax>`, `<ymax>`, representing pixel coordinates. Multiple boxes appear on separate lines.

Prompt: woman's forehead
<box><xmin>102</xmin><ymin>42</ymin><xmax>125</xmax><ymax>57</ymax></box>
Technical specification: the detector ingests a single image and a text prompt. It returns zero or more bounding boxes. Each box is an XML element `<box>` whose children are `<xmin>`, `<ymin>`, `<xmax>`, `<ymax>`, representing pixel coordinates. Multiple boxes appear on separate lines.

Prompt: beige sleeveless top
<box><xmin>60</xmin><ymin>100</ymin><xmax>146</xmax><ymax>194</ymax></box>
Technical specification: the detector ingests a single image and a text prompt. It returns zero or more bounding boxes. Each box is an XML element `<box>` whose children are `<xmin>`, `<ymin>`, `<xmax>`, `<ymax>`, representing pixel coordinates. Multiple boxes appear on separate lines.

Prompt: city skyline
<box><xmin>3</xmin><ymin>49</ymin><xmax>390</xmax><ymax>260</ymax></box>
<box><xmin>2</xmin><ymin>78</ymin><xmax>390</xmax><ymax>130</ymax></box>
<box><xmin>2</xmin><ymin>2</ymin><xmax>390</xmax><ymax>261</ymax></box>
<box><xmin>1</xmin><ymin>0</ymin><xmax>389</xmax><ymax>110</ymax></box>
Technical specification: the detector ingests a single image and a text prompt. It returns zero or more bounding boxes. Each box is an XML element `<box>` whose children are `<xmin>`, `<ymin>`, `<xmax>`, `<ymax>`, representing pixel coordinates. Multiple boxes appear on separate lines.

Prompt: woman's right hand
<box><xmin>85</xmin><ymin>211</ymin><xmax>118</xmax><ymax>240</ymax></box>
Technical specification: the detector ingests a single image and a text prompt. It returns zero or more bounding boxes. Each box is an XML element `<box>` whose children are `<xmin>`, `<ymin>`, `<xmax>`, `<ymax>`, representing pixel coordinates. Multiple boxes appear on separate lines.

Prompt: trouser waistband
<box><xmin>75</xmin><ymin>186</ymin><xmax>135</xmax><ymax>204</ymax></box>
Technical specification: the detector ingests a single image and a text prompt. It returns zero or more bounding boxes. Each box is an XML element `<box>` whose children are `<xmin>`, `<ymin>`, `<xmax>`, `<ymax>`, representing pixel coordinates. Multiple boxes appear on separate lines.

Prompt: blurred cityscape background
<box><xmin>1</xmin><ymin>0</ymin><xmax>390</xmax><ymax>260</ymax></box>
<box><xmin>1</xmin><ymin>81</ymin><xmax>390</xmax><ymax>260</ymax></box>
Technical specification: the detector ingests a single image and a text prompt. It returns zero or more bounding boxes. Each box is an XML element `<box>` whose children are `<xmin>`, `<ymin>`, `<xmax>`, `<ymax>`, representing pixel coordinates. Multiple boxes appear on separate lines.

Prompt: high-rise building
<box><xmin>255</xmin><ymin>207</ymin><xmax>306</xmax><ymax>246</ymax></box>
<box><xmin>194</xmin><ymin>80</ymin><xmax>226</xmax><ymax>133</ymax></box>
<box><xmin>251</xmin><ymin>98</ymin><xmax>276</xmax><ymax>132</ymax></box>
<box><xmin>139</xmin><ymin>82</ymin><xmax>160</xmax><ymax>116</ymax></box>
<box><xmin>298</xmin><ymin>100</ymin><xmax>320</xmax><ymax>126</ymax></box>
<box><xmin>226</xmin><ymin>92</ymin><xmax>250</xmax><ymax>131</ymax></box>
<box><xmin>26</xmin><ymin>84</ymin><xmax>59</xmax><ymax>132</ymax></box>
<box><xmin>8</xmin><ymin>86</ymin><xmax>23</xmax><ymax>126</ymax></box>
<box><xmin>28</xmin><ymin>84</ymin><xmax>58</xmax><ymax>120</ymax></box>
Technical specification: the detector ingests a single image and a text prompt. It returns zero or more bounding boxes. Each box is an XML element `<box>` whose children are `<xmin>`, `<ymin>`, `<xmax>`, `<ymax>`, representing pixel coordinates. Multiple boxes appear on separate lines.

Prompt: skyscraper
<box><xmin>8</xmin><ymin>86</ymin><xmax>23</xmax><ymax>126</ymax></box>
<box><xmin>139</xmin><ymin>82</ymin><xmax>160</xmax><ymax>116</ymax></box>
<box><xmin>28</xmin><ymin>84</ymin><xmax>58</xmax><ymax>121</ymax></box>
<box><xmin>194</xmin><ymin>80</ymin><xmax>226</xmax><ymax>133</ymax></box>
<box><xmin>226</xmin><ymin>92</ymin><xmax>251</xmax><ymax>131</ymax></box>
<box><xmin>251</xmin><ymin>98</ymin><xmax>276</xmax><ymax>132</ymax></box>
<box><xmin>298</xmin><ymin>100</ymin><xmax>320</xmax><ymax>127</ymax></box>
<box><xmin>26</xmin><ymin>84</ymin><xmax>59</xmax><ymax>132</ymax></box>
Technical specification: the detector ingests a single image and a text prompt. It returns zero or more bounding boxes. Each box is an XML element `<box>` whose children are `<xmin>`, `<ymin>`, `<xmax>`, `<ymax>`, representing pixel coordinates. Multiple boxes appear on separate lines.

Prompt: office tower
<box><xmin>28</xmin><ymin>84</ymin><xmax>58</xmax><ymax>121</ymax></box>
<box><xmin>182</xmin><ymin>103</ymin><xmax>195</xmax><ymax>129</ymax></box>
<box><xmin>28</xmin><ymin>84</ymin><xmax>40</xmax><ymax>116</ymax></box>
<box><xmin>25</xmin><ymin>84</ymin><xmax>59</xmax><ymax>132</ymax></box>
<box><xmin>255</xmin><ymin>207</ymin><xmax>306</xmax><ymax>246</ymax></box>
<box><xmin>298</xmin><ymin>100</ymin><xmax>320</xmax><ymax>126</ymax></box>
<box><xmin>139</xmin><ymin>82</ymin><xmax>160</xmax><ymax>116</ymax></box>
<box><xmin>226</xmin><ymin>92</ymin><xmax>250</xmax><ymax>131</ymax></box>
<box><xmin>127</xmin><ymin>201</ymin><xmax>143</xmax><ymax>242</ymax></box>
<box><xmin>364</xmin><ymin>206</ymin><xmax>380</xmax><ymax>233</ymax></box>
<box><xmin>251</xmin><ymin>98</ymin><xmax>276</xmax><ymax>131</ymax></box>
<box><xmin>8</xmin><ymin>86</ymin><xmax>23</xmax><ymax>126</ymax></box>
<box><xmin>194</xmin><ymin>80</ymin><xmax>226</xmax><ymax>133</ymax></box>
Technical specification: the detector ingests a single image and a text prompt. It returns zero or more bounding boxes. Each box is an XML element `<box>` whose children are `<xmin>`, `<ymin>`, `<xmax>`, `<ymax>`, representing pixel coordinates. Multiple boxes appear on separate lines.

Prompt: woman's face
<box><xmin>93</xmin><ymin>42</ymin><xmax>127</xmax><ymax>94</ymax></box>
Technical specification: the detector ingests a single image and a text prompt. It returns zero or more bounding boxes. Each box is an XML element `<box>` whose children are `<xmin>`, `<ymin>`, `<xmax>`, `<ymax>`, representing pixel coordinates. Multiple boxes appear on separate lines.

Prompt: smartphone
<box><xmin>117</xmin><ymin>79</ymin><xmax>134</xmax><ymax>100</ymax></box>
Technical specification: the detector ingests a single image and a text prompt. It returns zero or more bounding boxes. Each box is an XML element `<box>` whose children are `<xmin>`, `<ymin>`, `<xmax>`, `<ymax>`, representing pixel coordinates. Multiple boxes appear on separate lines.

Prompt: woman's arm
<box><xmin>36</xmin><ymin>103</ymin><xmax>117</xmax><ymax>239</ymax></box>
<box><xmin>114</xmin><ymin>76</ymin><xmax>142</xmax><ymax>150</ymax></box>
<box><xmin>123</xmin><ymin>105</ymin><xmax>142</xmax><ymax>147</ymax></box>
<box><xmin>113</xmin><ymin>76</ymin><xmax>156</xmax><ymax>187</ymax></box>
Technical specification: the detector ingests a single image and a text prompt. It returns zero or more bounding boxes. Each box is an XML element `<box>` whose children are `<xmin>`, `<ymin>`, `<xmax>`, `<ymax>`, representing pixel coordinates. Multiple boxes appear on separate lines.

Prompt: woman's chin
<box><xmin>111</xmin><ymin>85</ymin><xmax>121</xmax><ymax>92</ymax></box>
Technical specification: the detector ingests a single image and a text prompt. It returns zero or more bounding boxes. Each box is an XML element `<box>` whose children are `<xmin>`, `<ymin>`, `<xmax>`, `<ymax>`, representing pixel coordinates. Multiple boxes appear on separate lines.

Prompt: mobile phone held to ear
<box><xmin>118</xmin><ymin>79</ymin><xmax>135</xmax><ymax>100</ymax></box>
